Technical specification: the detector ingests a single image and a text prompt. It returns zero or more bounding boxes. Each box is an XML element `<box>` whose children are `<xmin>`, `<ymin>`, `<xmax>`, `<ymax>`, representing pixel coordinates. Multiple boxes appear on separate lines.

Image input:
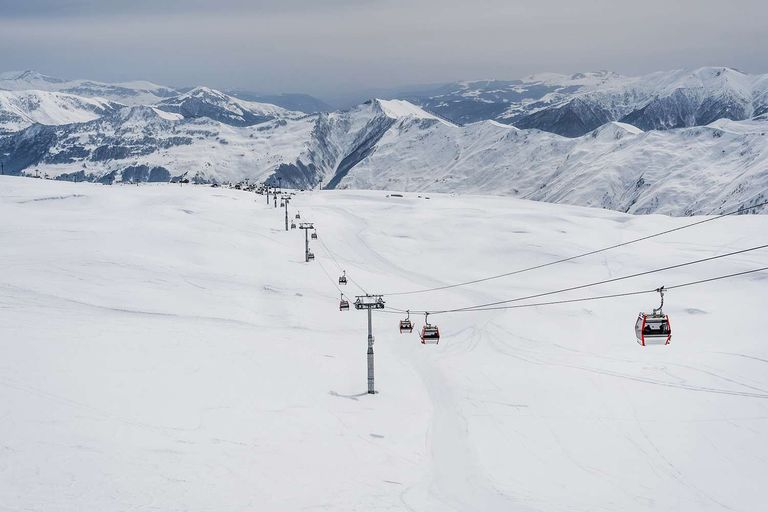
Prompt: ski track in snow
<box><xmin>15</xmin><ymin>193</ymin><xmax>87</xmax><ymax>204</ymax></box>
<box><xmin>311</xmin><ymin>200</ymin><xmax>528</xmax><ymax>510</ymax></box>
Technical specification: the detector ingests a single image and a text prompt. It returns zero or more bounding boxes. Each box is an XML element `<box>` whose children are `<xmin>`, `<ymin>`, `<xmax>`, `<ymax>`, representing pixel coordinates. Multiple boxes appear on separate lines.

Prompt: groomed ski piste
<box><xmin>1</xmin><ymin>176</ymin><xmax>767</xmax><ymax>511</ymax></box>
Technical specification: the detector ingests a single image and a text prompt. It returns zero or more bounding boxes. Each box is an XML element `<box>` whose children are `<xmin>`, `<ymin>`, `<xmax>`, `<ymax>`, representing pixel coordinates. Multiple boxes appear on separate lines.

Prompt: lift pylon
<box><xmin>354</xmin><ymin>294</ymin><xmax>386</xmax><ymax>394</ymax></box>
<box><xmin>298</xmin><ymin>222</ymin><xmax>315</xmax><ymax>262</ymax></box>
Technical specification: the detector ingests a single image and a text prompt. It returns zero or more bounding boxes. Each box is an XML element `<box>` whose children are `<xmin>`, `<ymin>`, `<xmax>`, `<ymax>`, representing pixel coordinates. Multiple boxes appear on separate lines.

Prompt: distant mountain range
<box><xmin>0</xmin><ymin>70</ymin><xmax>178</xmax><ymax>106</ymax></box>
<box><xmin>0</xmin><ymin>71</ymin><xmax>331</xmax><ymax>114</ymax></box>
<box><xmin>394</xmin><ymin>68</ymin><xmax>768</xmax><ymax>136</ymax></box>
<box><xmin>1</xmin><ymin>68</ymin><xmax>767</xmax><ymax>215</ymax></box>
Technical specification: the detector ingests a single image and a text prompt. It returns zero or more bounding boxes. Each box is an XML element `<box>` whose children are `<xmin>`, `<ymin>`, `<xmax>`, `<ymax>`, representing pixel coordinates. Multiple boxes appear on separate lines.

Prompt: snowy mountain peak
<box><xmin>0</xmin><ymin>71</ymin><xmax>178</xmax><ymax>106</ymax></box>
<box><xmin>371</xmin><ymin>98</ymin><xmax>454</xmax><ymax>125</ymax></box>
<box><xmin>588</xmin><ymin>121</ymin><xmax>644</xmax><ymax>141</ymax></box>
<box><xmin>690</xmin><ymin>66</ymin><xmax>745</xmax><ymax>79</ymax></box>
<box><xmin>177</xmin><ymin>86</ymin><xmax>230</xmax><ymax>102</ymax></box>
<box><xmin>668</xmin><ymin>66</ymin><xmax>752</xmax><ymax>92</ymax></box>
<box><xmin>156</xmin><ymin>87</ymin><xmax>295</xmax><ymax>126</ymax></box>
<box><xmin>0</xmin><ymin>70</ymin><xmax>65</xmax><ymax>83</ymax></box>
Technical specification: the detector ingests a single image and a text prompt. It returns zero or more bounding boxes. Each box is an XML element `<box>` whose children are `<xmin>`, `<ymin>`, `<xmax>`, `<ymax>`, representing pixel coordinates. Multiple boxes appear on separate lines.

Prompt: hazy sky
<box><xmin>1</xmin><ymin>0</ymin><xmax>766</xmax><ymax>101</ymax></box>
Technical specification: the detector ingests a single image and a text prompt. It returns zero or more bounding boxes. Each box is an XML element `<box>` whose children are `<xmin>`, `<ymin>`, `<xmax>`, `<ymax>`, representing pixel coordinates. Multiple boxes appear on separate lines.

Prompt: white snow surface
<box><xmin>1</xmin><ymin>176</ymin><xmax>767</xmax><ymax>511</ymax></box>
<box><xmin>0</xmin><ymin>70</ymin><xmax>178</xmax><ymax>106</ymax></box>
<box><xmin>332</xmin><ymin>117</ymin><xmax>768</xmax><ymax>215</ymax></box>
<box><xmin>150</xmin><ymin>107</ymin><xmax>184</xmax><ymax>121</ymax></box>
<box><xmin>0</xmin><ymin>89</ymin><xmax>119</xmax><ymax>132</ymax></box>
<box><xmin>156</xmin><ymin>86</ymin><xmax>298</xmax><ymax>119</ymax></box>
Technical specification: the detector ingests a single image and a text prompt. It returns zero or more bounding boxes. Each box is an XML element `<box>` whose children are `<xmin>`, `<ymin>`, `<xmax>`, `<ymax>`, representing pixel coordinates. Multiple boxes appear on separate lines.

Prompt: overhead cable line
<box><xmin>388</xmin><ymin>244</ymin><xmax>768</xmax><ymax>315</ymax></box>
<box><xmin>380</xmin><ymin>199</ymin><xmax>768</xmax><ymax>297</ymax></box>
<box><xmin>315</xmin><ymin>234</ymin><xmax>369</xmax><ymax>295</ymax></box>
<box><xmin>380</xmin><ymin>266</ymin><xmax>768</xmax><ymax>315</ymax></box>
<box><xmin>315</xmin><ymin>257</ymin><xmax>344</xmax><ymax>296</ymax></box>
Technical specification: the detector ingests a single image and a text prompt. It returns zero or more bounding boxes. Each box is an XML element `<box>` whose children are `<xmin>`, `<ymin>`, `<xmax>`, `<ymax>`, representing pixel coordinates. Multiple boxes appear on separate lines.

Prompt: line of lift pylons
<box><xmin>274</xmin><ymin>188</ymin><xmax>445</xmax><ymax>345</ymax></box>
<box><xmin>281</xmin><ymin>192</ymin><xmax>671</xmax><ymax>348</ymax></box>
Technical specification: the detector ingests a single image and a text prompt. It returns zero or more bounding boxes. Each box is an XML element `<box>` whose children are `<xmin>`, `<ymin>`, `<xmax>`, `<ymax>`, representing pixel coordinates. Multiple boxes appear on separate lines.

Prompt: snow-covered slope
<box><xmin>227</xmin><ymin>90</ymin><xmax>333</xmax><ymax>113</ymax></box>
<box><xmin>155</xmin><ymin>87</ymin><xmax>300</xmax><ymax>126</ymax></box>
<box><xmin>617</xmin><ymin>67</ymin><xmax>760</xmax><ymax>131</ymax></box>
<box><xmin>0</xmin><ymin>104</ymin><xmax>315</xmax><ymax>184</ymax></box>
<box><xmin>2</xmin><ymin>177</ymin><xmax>767</xmax><ymax>511</ymax></box>
<box><xmin>283</xmin><ymin>99</ymin><xmax>456</xmax><ymax>188</ymax></box>
<box><xmin>0</xmin><ymin>70</ymin><xmax>178</xmax><ymax>105</ymax></box>
<box><xmin>0</xmin><ymin>89</ymin><xmax>122</xmax><ymax>133</ymax></box>
<box><xmin>0</xmin><ymin>98</ymin><xmax>448</xmax><ymax>187</ymax></box>
<box><xmin>333</xmin><ymin>116</ymin><xmax>768</xmax><ymax>215</ymax></box>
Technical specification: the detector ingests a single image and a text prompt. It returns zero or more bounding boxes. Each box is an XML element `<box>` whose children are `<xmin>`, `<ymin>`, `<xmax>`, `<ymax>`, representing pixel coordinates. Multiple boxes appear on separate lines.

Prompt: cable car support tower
<box><xmin>299</xmin><ymin>222</ymin><xmax>315</xmax><ymax>262</ymax></box>
<box><xmin>283</xmin><ymin>195</ymin><xmax>291</xmax><ymax>231</ymax></box>
<box><xmin>354</xmin><ymin>294</ymin><xmax>385</xmax><ymax>394</ymax></box>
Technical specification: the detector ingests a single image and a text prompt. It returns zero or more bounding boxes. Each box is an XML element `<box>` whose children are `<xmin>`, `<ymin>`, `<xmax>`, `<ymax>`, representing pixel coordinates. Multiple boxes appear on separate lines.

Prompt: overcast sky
<box><xmin>1</xmin><ymin>0</ymin><xmax>766</xmax><ymax>101</ymax></box>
